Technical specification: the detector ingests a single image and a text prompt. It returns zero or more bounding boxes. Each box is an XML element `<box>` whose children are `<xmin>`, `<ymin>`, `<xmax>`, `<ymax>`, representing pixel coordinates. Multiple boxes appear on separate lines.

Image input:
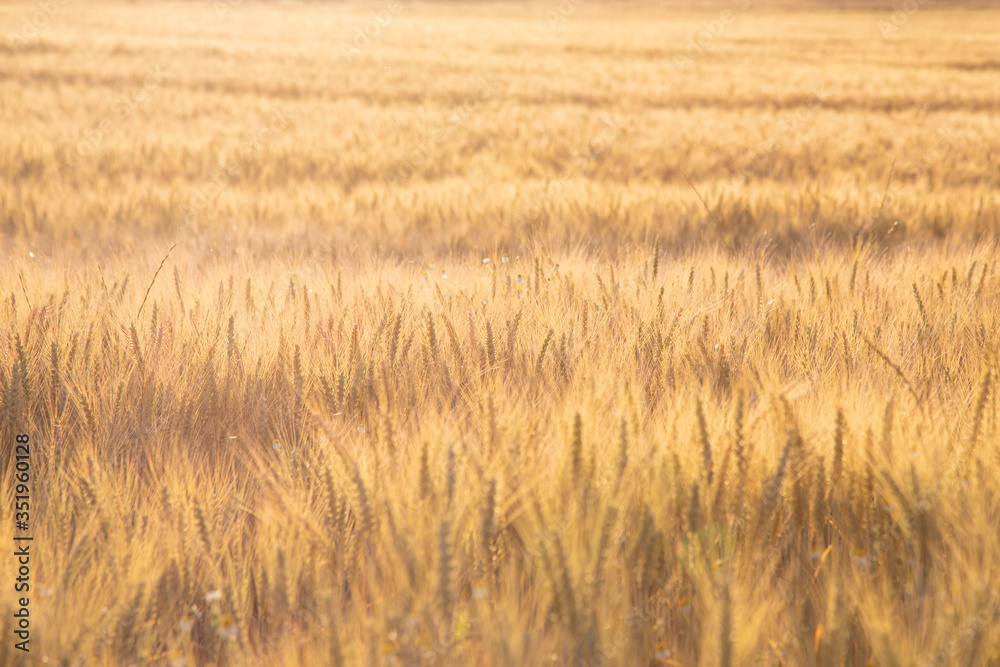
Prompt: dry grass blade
<box><xmin>136</xmin><ymin>243</ymin><xmax>178</xmax><ymax>321</ymax></box>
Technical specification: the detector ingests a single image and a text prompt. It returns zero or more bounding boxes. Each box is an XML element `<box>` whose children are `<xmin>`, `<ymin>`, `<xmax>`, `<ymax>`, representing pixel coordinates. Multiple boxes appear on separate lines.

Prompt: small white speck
<box><xmin>358</xmin><ymin>427</ymin><xmax>366</xmax><ymax>433</ymax></box>
<box><xmin>482</xmin><ymin>258</ymin><xmax>490</xmax><ymax>264</ymax></box>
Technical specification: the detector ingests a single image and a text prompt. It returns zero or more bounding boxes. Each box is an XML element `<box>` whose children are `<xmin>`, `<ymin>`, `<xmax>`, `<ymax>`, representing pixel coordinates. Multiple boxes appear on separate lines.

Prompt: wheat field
<box><xmin>2</xmin><ymin>0</ymin><xmax>1000</xmax><ymax>665</ymax></box>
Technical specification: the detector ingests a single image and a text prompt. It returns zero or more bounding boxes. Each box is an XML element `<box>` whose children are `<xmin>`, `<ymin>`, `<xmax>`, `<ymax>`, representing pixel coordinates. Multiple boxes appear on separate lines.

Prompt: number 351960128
<box><xmin>15</xmin><ymin>434</ymin><xmax>30</xmax><ymax>518</ymax></box>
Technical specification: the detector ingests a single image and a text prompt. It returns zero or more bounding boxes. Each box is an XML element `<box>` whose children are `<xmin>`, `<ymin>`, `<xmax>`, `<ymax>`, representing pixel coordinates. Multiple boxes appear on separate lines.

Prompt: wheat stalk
<box><xmin>535</xmin><ymin>328</ymin><xmax>554</xmax><ymax>377</ymax></box>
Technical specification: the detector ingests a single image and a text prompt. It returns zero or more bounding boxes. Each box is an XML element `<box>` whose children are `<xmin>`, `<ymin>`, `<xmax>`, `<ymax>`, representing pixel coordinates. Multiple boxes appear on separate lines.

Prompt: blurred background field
<box><xmin>3</xmin><ymin>0</ymin><xmax>1000</xmax><ymax>253</ymax></box>
<box><xmin>2</xmin><ymin>1</ymin><xmax>1000</xmax><ymax>665</ymax></box>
